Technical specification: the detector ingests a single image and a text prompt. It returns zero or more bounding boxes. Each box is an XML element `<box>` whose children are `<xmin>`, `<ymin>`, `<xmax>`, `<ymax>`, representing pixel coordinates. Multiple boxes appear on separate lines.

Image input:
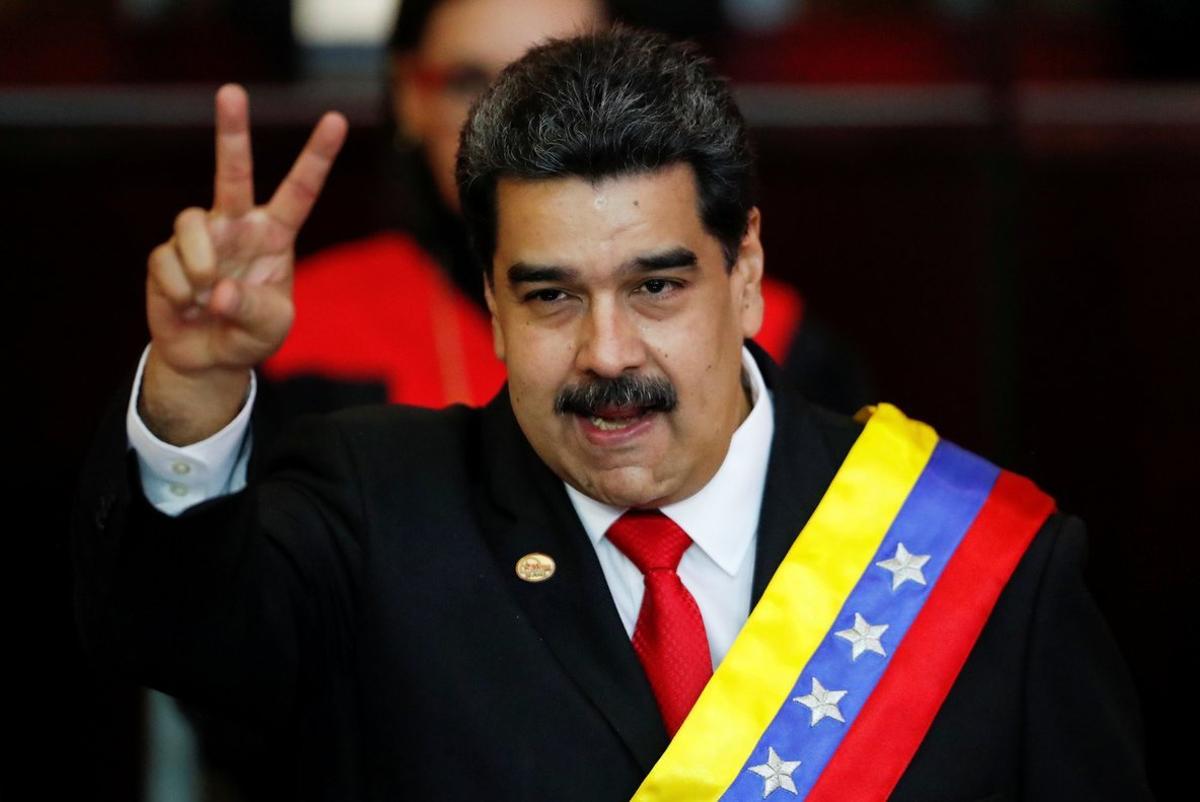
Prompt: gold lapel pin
<box><xmin>515</xmin><ymin>552</ymin><xmax>556</xmax><ymax>583</ymax></box>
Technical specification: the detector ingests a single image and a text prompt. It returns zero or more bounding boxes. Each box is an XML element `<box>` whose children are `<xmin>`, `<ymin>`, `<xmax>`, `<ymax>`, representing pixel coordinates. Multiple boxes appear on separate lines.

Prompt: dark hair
<box><xmin>456</xmin><ymin>27</ymin><xmax>755</xmax><ymax>275</ymax></box>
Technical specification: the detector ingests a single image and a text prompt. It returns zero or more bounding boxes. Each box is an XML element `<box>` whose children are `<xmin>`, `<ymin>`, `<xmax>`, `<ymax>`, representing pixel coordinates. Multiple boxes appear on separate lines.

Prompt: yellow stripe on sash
<box><xmin>631</xmin><ymin>404</ymin><xmax>939</xmax><ymax>801</ymax></box>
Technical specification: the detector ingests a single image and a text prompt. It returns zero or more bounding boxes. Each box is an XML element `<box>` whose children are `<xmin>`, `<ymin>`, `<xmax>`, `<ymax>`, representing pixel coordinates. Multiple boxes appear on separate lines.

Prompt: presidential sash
<box><xmin>632</xmin><ymin>403</ymin><xmax>1055</xmax><ymax>801</ymax></box>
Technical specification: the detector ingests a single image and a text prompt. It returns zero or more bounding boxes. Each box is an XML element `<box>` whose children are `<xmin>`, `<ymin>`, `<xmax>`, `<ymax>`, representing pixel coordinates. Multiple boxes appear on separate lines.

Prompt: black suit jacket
<box><xmin>73</xmin><ymin>348</ymin><xmax>1151</xmax><ymax>801</ymax></box>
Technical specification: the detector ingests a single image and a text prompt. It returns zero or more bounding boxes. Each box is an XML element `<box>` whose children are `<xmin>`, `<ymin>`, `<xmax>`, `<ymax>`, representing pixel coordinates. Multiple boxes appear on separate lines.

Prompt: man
<box><xmin>75</xmin><ymin>29</ymin><xmax>1150</xmax><ymax>800</ymax></box>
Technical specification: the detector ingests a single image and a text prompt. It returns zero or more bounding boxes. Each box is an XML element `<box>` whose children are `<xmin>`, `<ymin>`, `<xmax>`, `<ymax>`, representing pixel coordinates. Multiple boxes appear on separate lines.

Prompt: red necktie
<box><xmin>606</xmin><ymin>510</ymin><xmax>713</xmax><ymax>736</ymax></box>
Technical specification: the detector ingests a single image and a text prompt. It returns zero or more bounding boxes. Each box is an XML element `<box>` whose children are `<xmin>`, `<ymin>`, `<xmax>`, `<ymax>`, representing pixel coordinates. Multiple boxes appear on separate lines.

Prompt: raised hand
<box><xmin>141</xmin><ymin>85</ymin><xmax>347</xmax><ymax>444</ymax></box>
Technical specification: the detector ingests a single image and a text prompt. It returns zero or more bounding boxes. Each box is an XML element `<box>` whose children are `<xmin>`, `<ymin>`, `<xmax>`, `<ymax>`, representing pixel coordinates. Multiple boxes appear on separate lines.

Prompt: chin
<box><xmin>583</xmin><ymin>466</ymin><xmax>671</xmax><ymax>509</ymax></box>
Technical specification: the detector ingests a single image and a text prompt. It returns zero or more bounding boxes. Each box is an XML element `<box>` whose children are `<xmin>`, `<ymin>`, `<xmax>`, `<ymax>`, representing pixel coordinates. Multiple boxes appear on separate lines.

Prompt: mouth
<box><xmin>587</xmin><ymin>404</ymin><xmax>646</xmax><ymax>431</ymax></box>
<box><xmin>554</xmin><ymin>374</ymin><xmax>677</xmax><ymax>447</ymax></box>
<box><xmin>576</xmin><ymin>405</ymin><xmax>659</xmax><ymax>444</ymax></box>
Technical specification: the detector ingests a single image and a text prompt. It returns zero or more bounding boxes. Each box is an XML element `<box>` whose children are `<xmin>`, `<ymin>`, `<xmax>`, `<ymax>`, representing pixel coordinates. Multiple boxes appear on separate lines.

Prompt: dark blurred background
<box><xmin>5</xmin><ymin>0</ymin><xmax>1195</xmax><ymax>799</ymax></box>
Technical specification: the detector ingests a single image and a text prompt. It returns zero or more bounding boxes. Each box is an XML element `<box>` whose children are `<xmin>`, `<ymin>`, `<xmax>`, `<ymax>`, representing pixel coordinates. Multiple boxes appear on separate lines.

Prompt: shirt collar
<box><xmin>566</xmin><ymin>346</ymin><xmax>776</xmax><ymax>577</ymax></box>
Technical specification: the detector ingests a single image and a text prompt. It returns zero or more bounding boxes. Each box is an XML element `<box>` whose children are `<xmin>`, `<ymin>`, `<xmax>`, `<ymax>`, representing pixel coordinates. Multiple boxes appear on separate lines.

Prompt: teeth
<box><xmin>590</xmin><ymin>416</ymin><xmax>635</xmax><ymax>431</ymax></box>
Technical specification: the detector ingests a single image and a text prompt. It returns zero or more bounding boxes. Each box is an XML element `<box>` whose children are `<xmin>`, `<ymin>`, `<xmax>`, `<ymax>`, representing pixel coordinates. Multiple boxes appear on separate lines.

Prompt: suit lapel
<box><xmin>748</xmin><ymin>342</ymin><xmax>861</xmax><ymax>603</ymax></box>
<box><xmin>476</xmin><ymin>393</ymin><xmax>669</xmax><ymax>772</ymax></box>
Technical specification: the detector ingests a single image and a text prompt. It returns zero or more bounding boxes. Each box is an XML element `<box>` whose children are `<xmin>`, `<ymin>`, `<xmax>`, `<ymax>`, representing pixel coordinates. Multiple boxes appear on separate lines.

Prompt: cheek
<box><xmin>505</xmin><ymin>323</ymin><xmax>577</xmax><ymax>393</ymax></box>
<box><xmin>431</xmin><ymin>135</ymin><xmax>456</xmax><ymax>169</ymax></box>
<box><xmin>424</xmin><ymin>134</ymin><xmax>462</xmax><ymax>207</ymax></box>
<box><xmin>655</xmin><ymin>326</ymin><xmax>740</xmax><ymax>412</ymax></box>
<box><xmin>646</xmin><ymin>305</ymin><xmax>731</xmax><ymax>369</ymax></box>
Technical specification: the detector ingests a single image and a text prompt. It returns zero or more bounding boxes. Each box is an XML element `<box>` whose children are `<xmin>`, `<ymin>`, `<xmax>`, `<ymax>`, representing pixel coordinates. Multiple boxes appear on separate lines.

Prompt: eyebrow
<box><xmin>630</xmin><ymin>247</ymin><xmax>698</xmax><ymax>272</ymax></box>
<box><xmin>507</xmin><ymin>263</ymin><xmax>579</xmax><ymax>286</ymax></box>
<box><xmin>506</xmin><ymin>247</ymin><xmax>698</xmax><ymax>287</ymax></box>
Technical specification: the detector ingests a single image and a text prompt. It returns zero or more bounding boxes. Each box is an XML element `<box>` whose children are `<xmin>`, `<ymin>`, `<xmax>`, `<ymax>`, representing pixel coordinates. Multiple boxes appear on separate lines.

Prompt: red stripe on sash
<box><xmin>807</xmin><ymin>471</ymin><xmax>1055</xmax><ymax>801</ymax></box>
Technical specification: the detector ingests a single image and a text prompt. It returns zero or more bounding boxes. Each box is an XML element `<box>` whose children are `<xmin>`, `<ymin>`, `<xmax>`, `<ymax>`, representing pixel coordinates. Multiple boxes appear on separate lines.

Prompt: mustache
<box><xmin>554</xmin><ymin>374</ymin><xmax>678</xmax><ymax>417</ymax></box>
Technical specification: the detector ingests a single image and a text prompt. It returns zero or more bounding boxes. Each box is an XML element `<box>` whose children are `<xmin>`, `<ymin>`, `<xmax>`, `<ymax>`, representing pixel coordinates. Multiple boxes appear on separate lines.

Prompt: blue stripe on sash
<box><xmin>720</xmin><ymin>441</ymin><xmax>999</xmax><ymax>800</ymax></box>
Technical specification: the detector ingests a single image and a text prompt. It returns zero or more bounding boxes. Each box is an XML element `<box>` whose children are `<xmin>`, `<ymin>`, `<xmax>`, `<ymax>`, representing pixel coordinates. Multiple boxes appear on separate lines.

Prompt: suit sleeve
<box><xmin>73</xmin><ymin>383</ymin><xmax>365</xmax><ymax>730</ymax></box>
<box><xmin>1021</xmin><ymin>515</ymin><xmax>1154</xmax><ymax>800</ymax></box>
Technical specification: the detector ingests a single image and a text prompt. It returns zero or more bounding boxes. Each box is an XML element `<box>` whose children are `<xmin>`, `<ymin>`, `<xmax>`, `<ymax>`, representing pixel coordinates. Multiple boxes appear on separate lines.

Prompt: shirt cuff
<box><xmin>126</xmin><ymin>345</ymin><xmax>255</xmax><ymax>516</ymax></box>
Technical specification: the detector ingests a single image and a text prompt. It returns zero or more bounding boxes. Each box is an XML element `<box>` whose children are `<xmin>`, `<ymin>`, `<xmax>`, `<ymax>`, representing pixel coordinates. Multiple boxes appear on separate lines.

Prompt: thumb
<box><xmin>210</xmin><ymin>277</ymin><xmax>294</xmax><ymax>349</ymax></box>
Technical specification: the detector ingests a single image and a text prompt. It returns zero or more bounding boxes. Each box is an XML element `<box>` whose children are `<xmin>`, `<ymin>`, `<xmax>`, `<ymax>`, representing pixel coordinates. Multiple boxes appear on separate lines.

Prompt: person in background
<box><xmin>264</xmin><ymin>0</ymin><xmax>870</xmax><ymax>418</ymax></box>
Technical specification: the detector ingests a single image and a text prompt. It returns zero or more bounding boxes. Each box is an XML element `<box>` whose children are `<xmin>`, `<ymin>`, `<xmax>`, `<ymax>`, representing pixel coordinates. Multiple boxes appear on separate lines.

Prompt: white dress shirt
<box><xmin>127</xmin><ymin>346</ymin><xmax>775</xmax><ymax>668</ymax></box>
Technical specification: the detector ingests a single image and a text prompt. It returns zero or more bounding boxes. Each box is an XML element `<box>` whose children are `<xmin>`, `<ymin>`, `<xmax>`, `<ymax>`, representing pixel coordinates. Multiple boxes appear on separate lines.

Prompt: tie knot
<box><xmin>606</xmin><ymin>510</ymin><xmax>693</xmax><ymax>574</ymax></box>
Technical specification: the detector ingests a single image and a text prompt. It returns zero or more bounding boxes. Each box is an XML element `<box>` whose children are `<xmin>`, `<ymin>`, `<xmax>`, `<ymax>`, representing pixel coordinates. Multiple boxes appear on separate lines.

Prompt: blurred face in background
<box><xmin>392</xmin><ymin>0</ymin><xmax>606</xmax><ymax>211</ymax></box>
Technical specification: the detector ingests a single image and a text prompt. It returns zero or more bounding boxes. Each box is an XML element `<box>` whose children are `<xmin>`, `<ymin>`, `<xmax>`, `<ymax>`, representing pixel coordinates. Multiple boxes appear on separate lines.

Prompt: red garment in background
<box><xmin>266</xmin><ymin>232</ymin><xmax>803</xmax><ymax>408</ymax></box>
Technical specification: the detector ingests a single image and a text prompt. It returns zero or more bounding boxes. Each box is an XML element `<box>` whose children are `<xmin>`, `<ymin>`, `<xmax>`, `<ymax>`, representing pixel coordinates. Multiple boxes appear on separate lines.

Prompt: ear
<box><xmin>733</xmin><ymin>207</ymin><xmax>765</xmax><ymax>339</ymax></box>
<box><xmin>391</xmin><ymin>53</ymin><xmax>427</xmax><ymax>143</ymax></box>
<box><xmin>483</xmin><ymin>274</ymin><xmax>507</xmax><ymax>362</ymax></box>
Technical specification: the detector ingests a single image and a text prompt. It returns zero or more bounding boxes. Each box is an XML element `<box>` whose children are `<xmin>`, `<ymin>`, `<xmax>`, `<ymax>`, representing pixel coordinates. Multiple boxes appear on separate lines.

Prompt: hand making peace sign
<box><xmin>141</xmin><ymin>85</ymin><xmax>347</xmax><ymax>443</ymax></box>
<box><xmin>147</xmin><ymin>83</ymin><xmax>347</xmax><ymax>373</ymax></box>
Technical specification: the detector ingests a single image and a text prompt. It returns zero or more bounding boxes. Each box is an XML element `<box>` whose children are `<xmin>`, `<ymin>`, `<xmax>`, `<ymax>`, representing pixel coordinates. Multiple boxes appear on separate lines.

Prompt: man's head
<box><xmin>457</xmin><ymin>29</ymin><xmax>766</xmax><ymax>508</ymax></box>
<box><xmin>389</xmin><ymin>0</ymin><xmax>606</xmax><ymax>211</ymax></box>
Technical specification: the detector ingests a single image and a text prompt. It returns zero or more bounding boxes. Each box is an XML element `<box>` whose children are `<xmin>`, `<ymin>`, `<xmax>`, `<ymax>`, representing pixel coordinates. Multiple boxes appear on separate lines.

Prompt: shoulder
<box><xmin>801</xmin><ymin>399</ymin><xmax>863</xmax><ymax>460</ymax></box>
<box><xmin>250</xmin><ymin>402</ymin><xmax>492</xmax><ymax>523</ymax></box>
<box><xmin>291</xmin><ymin>231</ymin><xmax>442</xmax><ymax>292</ymax></box>
<box><xmin>1020</xmin><ymin>511</ymin><xmax>1086</xmax><ymax>582</ymax></box>
<box><xmin>987</xmin><ymin>511</ymin><xmax>1086</xmax><ymax>627</ymax></box>
<box><xmin>267</xmin><ymin>402</ymin><xmax>484</xmax><ymax>468</ymax></box>
<box><xmin>769</xmin><ymin>373</ymin><xmax>864</xmax><ymax>472</ymax></box>
<box><xmin>329</xmin><ymin>401</ymin><xmax>480</xmax><ymax>454</ymax></box>
<box><xmin>269</xmin><ymin>232</ymin><xmax>455</xmax><ymax>380</ymax></box>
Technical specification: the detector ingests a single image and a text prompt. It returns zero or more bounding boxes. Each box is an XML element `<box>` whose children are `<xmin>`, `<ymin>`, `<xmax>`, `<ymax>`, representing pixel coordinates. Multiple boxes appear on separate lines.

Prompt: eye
<box><xmin>524</xmin><ymin>288</ymin><xmax>568</xmax><ymax>304</ymax></box>
<box><xmin>635</xmin><ymin>277</ymin><xmax>682</xmax><ymax>298</ymax></box>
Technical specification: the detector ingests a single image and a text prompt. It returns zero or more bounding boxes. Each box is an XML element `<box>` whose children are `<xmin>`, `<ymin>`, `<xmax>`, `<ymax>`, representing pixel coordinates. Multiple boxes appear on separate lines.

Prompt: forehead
<box><xmin>493</xmin><ymin>163</ymin><xmax>716</xmax><ymax>274</ymax></box>
<box><xmin>420</xmin><ymin>0</ymin><xmax>603</xmax><ymax>68</ymax></box>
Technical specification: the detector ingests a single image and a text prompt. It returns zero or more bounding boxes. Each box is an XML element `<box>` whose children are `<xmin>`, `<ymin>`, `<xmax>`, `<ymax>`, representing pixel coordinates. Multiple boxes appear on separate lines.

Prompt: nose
<box><xmin>575</xmin><ymin>296</ymin><xmax>646</xmax><ymax>378</ymax></box>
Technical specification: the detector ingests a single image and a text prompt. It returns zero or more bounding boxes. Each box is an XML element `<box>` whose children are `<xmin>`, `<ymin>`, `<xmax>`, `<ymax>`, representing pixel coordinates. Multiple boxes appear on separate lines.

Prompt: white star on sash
<box><xmin>748</xmin><ymin>746</ymin><xmax>801</xmax><ymax>797</ymax></box>
<box><xmin>836</xmin><ymin>612</ymin><xmax>889</xmax><ymax>661</ymax></box>
<box><xmin>793</xmin><ymin>677</ymin><xmax>848</xmax><ymax>726</ymax></box>
<box><xmin>875</xmin><ymin>542</ymin><xmax>931</xmax><ymax>590</ymax></box>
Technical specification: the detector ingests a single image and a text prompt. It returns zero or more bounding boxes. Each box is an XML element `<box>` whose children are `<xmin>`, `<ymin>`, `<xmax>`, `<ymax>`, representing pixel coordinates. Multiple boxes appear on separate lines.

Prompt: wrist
<box><xmin>140</xmin><ymin>346</ymin><xmax>252</xmax><ymax>445</ymax></box>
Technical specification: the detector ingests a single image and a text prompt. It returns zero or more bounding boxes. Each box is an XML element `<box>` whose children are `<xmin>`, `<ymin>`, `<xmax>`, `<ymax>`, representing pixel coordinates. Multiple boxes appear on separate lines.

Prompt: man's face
<box><xmin>486</xmin><ymin>163</ymin><xmax>765</xmax><ymax>508</ymax></box>
<box><xmin>393</xmin><ymin>0</ymin><xmax>604</xmax><ymax>210</ymax></box>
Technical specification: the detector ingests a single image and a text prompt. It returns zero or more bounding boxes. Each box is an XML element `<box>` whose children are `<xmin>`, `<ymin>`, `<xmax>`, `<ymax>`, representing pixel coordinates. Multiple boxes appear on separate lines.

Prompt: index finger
<box><xmin>213</xmin><ymin>84</ymin><xmax>255</xmax><ymax>215</ymax></box>
<box><xmin>266</xmin><ymin>111</ymin><xmax>348</xmax><ymax>232</ymax></box>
